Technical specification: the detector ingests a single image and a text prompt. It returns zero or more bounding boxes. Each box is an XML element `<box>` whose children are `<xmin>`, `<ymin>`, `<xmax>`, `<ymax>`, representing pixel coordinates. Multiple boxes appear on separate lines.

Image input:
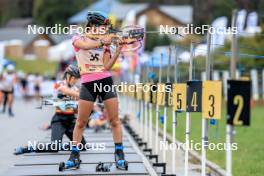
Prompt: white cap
<box><xmin>7</xmin><ymin>64</ymin><xmax>15</xmax><ymax>71</ymax></box>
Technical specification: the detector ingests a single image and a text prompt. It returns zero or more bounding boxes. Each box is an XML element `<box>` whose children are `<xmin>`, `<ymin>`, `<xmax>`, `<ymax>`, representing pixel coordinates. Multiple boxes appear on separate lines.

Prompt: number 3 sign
<box><xmin>202</xmin><ymin>81</ymin><xmax>222</xmax><ymax>119</ymax></box>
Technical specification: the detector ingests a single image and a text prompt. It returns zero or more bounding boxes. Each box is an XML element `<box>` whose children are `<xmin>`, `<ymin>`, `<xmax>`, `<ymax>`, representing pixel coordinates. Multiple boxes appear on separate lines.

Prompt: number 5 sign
<box><xmin>172</xmin><ymin>83</ymin><xmax>187</xmax><ymax>111</ymax></box>
<box><xmin>202</xmin><ymin>81</ymin><xmax>222</xmax><ymax>119</ymax></box>
<box><xmin>227</xmin><ymin>80</ymin><xmax>251</xmax><ymax>126</ymax></box>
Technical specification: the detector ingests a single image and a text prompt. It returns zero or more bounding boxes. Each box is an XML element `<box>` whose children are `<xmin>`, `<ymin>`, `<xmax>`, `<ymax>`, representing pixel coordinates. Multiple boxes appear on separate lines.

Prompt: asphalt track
<box><xmin>0</xmin><ymin>99</ymin><xmax>157</xmax><ymax>175</ymax></box>
<box><xmin>0</xmin><ymin>99</ymin><xmax>53</xmax><ymax>174</ymax></box>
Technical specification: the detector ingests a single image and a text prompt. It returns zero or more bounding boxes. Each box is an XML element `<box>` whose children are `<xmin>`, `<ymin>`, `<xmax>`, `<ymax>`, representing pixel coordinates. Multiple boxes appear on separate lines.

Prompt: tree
<box><xmin>0</xmin><ymin>0</ymin><xmax>20</xmax><ymax>26</ymax></box>
<box><xmin>33</xmin><ymin>0</ymin><xmax>89</xmax><ymax>26</ymax></box>
<box><xmin>144</xmin><ymin>24</ymin><xmax>172</xmax><ymax>51</ymax></box>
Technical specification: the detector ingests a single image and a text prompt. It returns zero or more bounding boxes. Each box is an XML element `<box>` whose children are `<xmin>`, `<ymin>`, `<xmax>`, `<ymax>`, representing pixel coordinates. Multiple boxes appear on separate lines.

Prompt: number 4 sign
<box><xmin>187</xmin><ymin>81</ymin><xmax>202</xmax><ymax>112</ymax></box>
<box><xmin>227</xmin><ymin>80</ymin><xmax>251</xmax><ymax>126</ymax></box>
<box><xmin>202</xmin><ymin>81</ymin><xmax>222</xmax><ymax>119</ymax></box>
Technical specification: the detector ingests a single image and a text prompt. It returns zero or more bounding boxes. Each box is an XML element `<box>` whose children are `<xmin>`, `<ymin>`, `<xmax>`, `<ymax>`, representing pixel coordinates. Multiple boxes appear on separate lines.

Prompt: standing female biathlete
<box><xmin>60</xmin><ymin>11</ymin><xmax>127</xmax><ymax>171</ymax></box>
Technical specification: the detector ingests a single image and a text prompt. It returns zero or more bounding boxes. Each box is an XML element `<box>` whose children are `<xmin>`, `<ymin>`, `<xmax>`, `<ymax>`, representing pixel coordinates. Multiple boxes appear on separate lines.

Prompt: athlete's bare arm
<box><xmin>103</xmin><ymin>45</ymin><xmax>123</xmax><ymax>70</ymax></box>
<box><xmin>73</xmin><ymin>36</ymin><xmax>112</xmax><ymax>50</ymax></box>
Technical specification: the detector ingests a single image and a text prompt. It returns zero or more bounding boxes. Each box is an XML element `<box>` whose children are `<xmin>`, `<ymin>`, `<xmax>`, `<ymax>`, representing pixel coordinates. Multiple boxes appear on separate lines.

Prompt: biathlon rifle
<box><xmin>85</xmin><ymin>25</ymin><xmax>145</xmax><ymax>52</ymax></box>
<box><xmin>36</xmin><ymin>96</ymin><xmax>77</xmax><ymax>111</ymax></box>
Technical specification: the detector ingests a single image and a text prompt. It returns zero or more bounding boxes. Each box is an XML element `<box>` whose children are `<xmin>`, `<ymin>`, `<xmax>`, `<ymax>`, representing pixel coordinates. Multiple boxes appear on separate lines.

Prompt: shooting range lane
<box><xmin>24</xmin><ymin>147</ymin><xmax>136</xmax><ymax>156</ymax></box>
<box><xmin>5</xmin><ymin>128</ymin><xmax>153</xmax><ymax>175</ymax></box>
<box><xmin>5</xmin><ymin>163</ymin><xmax>148</xmax><ymax>176</ymax></box>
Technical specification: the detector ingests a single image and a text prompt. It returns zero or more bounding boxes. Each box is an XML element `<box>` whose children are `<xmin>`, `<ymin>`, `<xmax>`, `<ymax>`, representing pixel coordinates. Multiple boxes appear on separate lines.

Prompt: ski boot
<box><xmin>59</xmin><ymin>147</ymin><xmax>81</xmax><ymax>171</ymax></box>
<box><xmin>1</xmin><ymin>107</ymin><xmax>5</xmax><ymax>114</ymax></box>
<box><xmin>14</xmin><ymin>146</ymin><xmax>33</xmax><ymax>155</ymax></box>
<box><xmin>114</xmin><ymin>146</ymin><xmax>128</xmax><ymax>170</ymax></box>
<box><xmin>8</xmin><ymin>108</ymin><xmax>14</xmax><ymax>117</ymax></box>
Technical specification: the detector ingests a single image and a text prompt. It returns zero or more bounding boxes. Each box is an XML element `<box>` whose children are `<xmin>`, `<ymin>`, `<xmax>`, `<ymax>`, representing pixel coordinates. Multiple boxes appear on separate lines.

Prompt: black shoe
<box><xmin>8</xmin><ymin>108</ymin><xmax>14</xmax><ymax>117</ymax></box>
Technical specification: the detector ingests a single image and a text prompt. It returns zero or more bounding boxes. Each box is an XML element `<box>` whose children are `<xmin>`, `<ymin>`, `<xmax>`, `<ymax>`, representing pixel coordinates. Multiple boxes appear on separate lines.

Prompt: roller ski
<box><xmin>114</xmin><ymin>145</ymin><xmax>128</xmax><ymax>170</ymax></box>
<box><xmin>59</xmin><ymin>147</ymin><xmax>81</xmax><ymax>171</ymax></box>
<box><xmin>14</xmin><ymin>146</ymin><xmax>33</xmax><ymax>155</ymax></box>
<box><xmin>96</xmin><ymin>162</ymin><xmax>112</xmax><ymax>172</ymax></box>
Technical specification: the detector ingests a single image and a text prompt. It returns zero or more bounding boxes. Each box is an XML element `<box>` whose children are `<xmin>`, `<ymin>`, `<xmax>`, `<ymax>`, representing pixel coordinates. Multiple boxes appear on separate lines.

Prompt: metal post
<box><xmin>201</xmin><ymin>31</ymin><xmax>211</xmax><ymax>176</ymax></box>
<box><xmin>185</xmin><ymin>42</ymin><xmax>194</xmax><ymax>176</ymax></box>
<box><xmin>140</xmin><ymin>66</ymin><xmax>145</xmax><ymax>139</ymax></box>
<box><xmin>155</xmin><ymin>53</ymin><xmax>163</xmax><ymax>154</ymax></box>
<box><xmin>172</xmin><ymin>46</ymin><xmax>179</xmax><ymax>174</ymax></box>
<box><xmin>140</xmin><ymin>99</ymin><xmax>144</xmax><ymax>138</ymax></box>
<box><xmin>226</xmin><ymin>9</ymin><xmax>238</xmax><ymax>176</ymax></box>
<box><xmin>149</xmin><ymin>101</ymin><xmax>153</xmax><ymax>147</ymax></box>
<box><xmin>144</xmin><ymin>64</ymin><xmax>149</xmax><ymax>142</ymax></box>
<box><xmin>163</xmin><ymin>47</ymin><xmax>172</xmax><ymax>163</ymax></box>
<box><xmin>149</xmin><ymin>57</ymin><xmax>154</xmax><ymax>148</ymax></box>
<box><xmin>262</xmin><ymin>69</ymin><xmax>264</xmax><ymax>100</ymax></box>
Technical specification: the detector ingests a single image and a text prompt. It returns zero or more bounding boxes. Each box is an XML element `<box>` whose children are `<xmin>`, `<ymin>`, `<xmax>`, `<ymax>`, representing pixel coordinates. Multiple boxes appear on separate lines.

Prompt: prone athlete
<box><xmin>14</xmin><ymin>65</ymin><xmax>86</xmax><ymax>154</ymax></box>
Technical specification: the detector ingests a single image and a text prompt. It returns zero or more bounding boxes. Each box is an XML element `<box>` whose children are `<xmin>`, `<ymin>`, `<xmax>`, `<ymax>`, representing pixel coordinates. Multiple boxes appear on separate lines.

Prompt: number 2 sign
<box><xmin>227</xmin><ymin>80</ymin><xmax>251</xmax><ymax>126</ymax></box>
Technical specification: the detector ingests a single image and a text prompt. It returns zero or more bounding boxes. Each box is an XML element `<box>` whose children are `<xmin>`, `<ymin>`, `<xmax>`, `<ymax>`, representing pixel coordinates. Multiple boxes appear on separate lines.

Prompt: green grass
<box><xmin>150</xmin><ymin>104</ymin><xmax>264</xmax><ymax>176</ymax></box>
<box><xmin>9</xmin><ymin>58</ymin><xmax>58</xmax><ymax>75</ymax></box>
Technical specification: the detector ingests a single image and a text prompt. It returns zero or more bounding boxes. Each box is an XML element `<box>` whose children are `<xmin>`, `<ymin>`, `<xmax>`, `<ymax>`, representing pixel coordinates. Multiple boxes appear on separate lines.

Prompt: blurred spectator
<box><xmin>34</xmin><ymin>73</ymin><xmax>43</xmax><ymax>99</ymax></box>
<box><xmin>0</xmin><ymin>64</ymin><xmax>16</xmax><ymax>117</ymax></box>
<box><xmin>20</xmin><ymin>73</ymin><xmax>28</xmax><ymax>98</ymax></box>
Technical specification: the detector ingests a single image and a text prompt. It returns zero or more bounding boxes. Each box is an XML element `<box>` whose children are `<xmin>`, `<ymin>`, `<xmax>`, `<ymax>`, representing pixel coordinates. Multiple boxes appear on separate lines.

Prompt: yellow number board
<box><xmin>136</xmin><ymin>84</ymin><xmax>143</xmax><ymax>100</ymax></box>
<box><xmin>151</xmin><ymin>84</ymin><xmax>157</xmax><ymax>104</ymax></box>
<box><xmin>157</xmin><ymin>83</ymin><xmax>165</xmax><ymax>106</ymax></box>
<box><xmin>202</xmin><ymin>81</ymin><xmax>222</xmax><ymax>119</ymax></box>
<box><xmin>122</xmin><ymin>84</ymin><xmax>128</xmax><ymax>95</ymax></box>
<box><xmin>172</xmin><ymin>83</ymin><xmax>187</xmax><ymax>111</ymax></box>
<box><xmin>144</xmin><ymin>83</ymin><xmax>151</xmax><ymax>103</ymax></box>
<box><xmin>128</xmin><ymin>84</ymin><xmax>135</xmax><ymax>97</ymax></box>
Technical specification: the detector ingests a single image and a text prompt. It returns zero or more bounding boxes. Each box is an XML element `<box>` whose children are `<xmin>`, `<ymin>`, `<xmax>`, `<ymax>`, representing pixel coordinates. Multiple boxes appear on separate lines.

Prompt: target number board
<box><xmin>136</xmin><ymin>84</ymin><xmax>143</xmax><ymax>100</ymax></box>
<box><xmin>227</xmin><ymin>80</ymin><xmax>251</xmax><ymax>126</ymax></box>
<box><xmin>143</xmin><ymin>83</ymin><xmax>151</xmax><ymax>103</ymax></box>
<box><xmin>157</xmin><ymin>83</ymin><xmax>165</xmax><ymax>106</ymax></box>
<box><xmin>151</xmin><ymin>84</ymin><xmax>157</xmax><ymax>104</ymax></box>
<box><xmin>165</xmin><ymin>83</ymin><xmax>173</xmax><ymax>106</ymax></box>
<box><xmin>172</xmin><ymin>83</ymin><xmax>187</xmax><ymax>111</ymax></box>
<box><xmin>187</xmin><ymin>81</ymin><xmax>202</xmax><ymax>112</ymax></box>
<box><xmin>202</xmin><ymin>81</ymin><xmax>222</xmax><ymax>119</ymax></box>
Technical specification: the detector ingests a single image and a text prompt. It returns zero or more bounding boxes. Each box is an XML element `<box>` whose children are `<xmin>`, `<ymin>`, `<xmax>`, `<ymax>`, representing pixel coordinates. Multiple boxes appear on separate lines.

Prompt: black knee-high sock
<box><xmin>115</xmin><ymin>143</ymin><xmax>123</xmax><ymax>151</ymax></box>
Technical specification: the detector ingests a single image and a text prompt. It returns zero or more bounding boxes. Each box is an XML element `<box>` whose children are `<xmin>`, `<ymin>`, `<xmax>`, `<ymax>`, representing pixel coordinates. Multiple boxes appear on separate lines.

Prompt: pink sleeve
<box><xmin>72</xmin><ymin>35</ymin><xmax>81</xmax><ymax>52</ymax></box>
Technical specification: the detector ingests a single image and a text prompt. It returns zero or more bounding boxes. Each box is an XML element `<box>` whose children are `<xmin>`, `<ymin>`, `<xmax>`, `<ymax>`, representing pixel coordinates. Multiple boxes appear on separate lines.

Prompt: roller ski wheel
<box><xmin>59</xmin><ymin>150</ymin><xmax>81</xmax><ymax>171</ymax></box>
<box><xmin>115</xmin><ymin>150</ymin><xmax>128</xmax><ymax>170</ymax></box>
<box><xmin>59</xmin><ymin>162</ymin><xmax>65</xmax><ymax>171</ymax></box>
